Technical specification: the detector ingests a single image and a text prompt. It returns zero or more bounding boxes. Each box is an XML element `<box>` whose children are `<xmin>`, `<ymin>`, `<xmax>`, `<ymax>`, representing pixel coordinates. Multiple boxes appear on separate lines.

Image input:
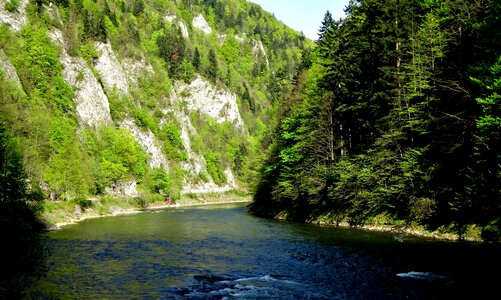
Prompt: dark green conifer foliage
<box><xmin>208</xmin><ymin>48</ymin><xmax>218</xmax><ymax>81</ymax></box>
<box><xmin>193</xmin><ymin>47</ymin><xmax>201</xmax><ymax>71</ymax></box>
<box><xmin>317</xmin><ymin>10</ymin><xmax>335</xmax><ymax>42</ymax></box>
<box><xmin>251</xmin><ymin>0</ymin><xmax>501</xmax><ymax>240</ymax></box>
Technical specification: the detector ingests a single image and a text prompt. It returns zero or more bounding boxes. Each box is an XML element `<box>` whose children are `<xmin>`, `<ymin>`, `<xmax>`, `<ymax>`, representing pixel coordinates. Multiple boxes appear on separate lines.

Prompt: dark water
<box><xmin>30</xmin><ymin>203</ymin><xmax>499</xmax><ymax>299</ymax></box>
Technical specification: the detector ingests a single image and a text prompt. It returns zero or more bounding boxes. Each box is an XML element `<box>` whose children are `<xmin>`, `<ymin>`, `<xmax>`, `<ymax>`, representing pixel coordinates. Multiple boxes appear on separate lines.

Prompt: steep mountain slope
<box><xmin>250</xmin><ymin>1</ymin><xmax>501</xmax><ymax>240</ymax></box>
<box><xmin>0</xmin><ymin>0</ymin><xmax>311</xmax><ymax>204</ymax></box>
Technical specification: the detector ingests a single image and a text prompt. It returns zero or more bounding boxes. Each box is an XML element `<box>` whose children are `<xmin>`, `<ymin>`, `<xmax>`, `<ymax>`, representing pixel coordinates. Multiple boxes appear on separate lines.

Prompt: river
<box><xmin>29</xmin><ymin>203</ymin><xmax>499</xmax><ymax>299</ymax></box>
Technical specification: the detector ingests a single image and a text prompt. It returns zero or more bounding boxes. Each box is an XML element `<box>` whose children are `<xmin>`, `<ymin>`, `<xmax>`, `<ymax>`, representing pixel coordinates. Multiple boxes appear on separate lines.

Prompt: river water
<box><xmin>30</xmin><ymin>203</ymin><xmax>499</xmax><ymax>299</ymax></box>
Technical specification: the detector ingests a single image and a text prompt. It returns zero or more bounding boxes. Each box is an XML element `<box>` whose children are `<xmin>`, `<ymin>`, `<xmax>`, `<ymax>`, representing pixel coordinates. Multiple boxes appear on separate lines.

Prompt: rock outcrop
<box><xmin>0</xmin><ymin>49</ymin><xmax>21</xmax><ymax>85</ymax></box>
<box><xmin>165</xmin><ymin>110</ymin><xmax>238</xmax><ymax>194</ymax></box>
<box><xmin>94</xmin><ymin>42</ymin><xmax>130</xmax><ymax>95</ymax></box>
<box><xmin>48</xmin><ymin>29</ymin><xmax>113</xmax><ymax>127</ymax></box>
<box><xmin>0</xmin><ymin>0</ymin><xmax>28</xmax><ymax>32</ymax></box>
<box><xmin>121</xmin><ymin>118</ymin><xmax>169</xmax><ymax>171</ymax></box>
<box><xmin>192</xmin><ymin>13</ymin><xmax>212</xmax><ymax>35</ymax></box>
<box><xmin>171</xmin><ymin>75</ymin><xmax>245</xmax><ymax>131</ymax></box>
<box><xmin>1</xmin><ymin>4</ymin><xmax>248</xmax><ymax>197</ymax></box>
<box><xmin>165</xmin><ymin>13</ymin><xmax>189</xmax><ymax>38</ymax></box>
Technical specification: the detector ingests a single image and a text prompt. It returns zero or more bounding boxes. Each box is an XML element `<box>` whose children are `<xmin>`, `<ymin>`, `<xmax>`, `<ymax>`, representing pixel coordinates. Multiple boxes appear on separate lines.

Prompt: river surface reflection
<box><xmin>30</xmin><ymin>203</ymin><xmax>499</xmax><ymax>299</ymax></box>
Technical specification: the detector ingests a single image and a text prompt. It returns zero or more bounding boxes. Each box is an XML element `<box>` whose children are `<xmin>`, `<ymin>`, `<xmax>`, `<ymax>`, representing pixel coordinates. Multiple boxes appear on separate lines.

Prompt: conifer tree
<box><xmin>208</xmin><ymin>48</ymin><xmax>218</xmax><ymax>81</ymax></box>
<box><xmin>317</xmin><ymin>10</ymin><xmax>335</xmax><ymax>42</ymax></box>
<box><xmin>193</xmin><ymin>47</ymin><xmax>201</xmax><ymax>71</ymax></box>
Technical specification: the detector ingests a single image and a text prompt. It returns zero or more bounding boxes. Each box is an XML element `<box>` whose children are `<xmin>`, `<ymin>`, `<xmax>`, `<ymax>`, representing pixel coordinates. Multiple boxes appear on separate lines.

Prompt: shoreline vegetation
<box><xmin>309</xmin><ymin>220</ymin><xmax>482</xmax><ymax>243</ymax></box>
<box><xmin>45</xmin><ymin>193</ymin><xmax>484</xmax><ymax>243</ymax></box>
<box><xmin>43</xmin><ymin>191</ymin><xmax>252</xmax><ymax>231</ymax></box>
<box><xmin>253</xmin><ymin>209</ymin><xmax>488</xmax><ymax>243</ymax></box>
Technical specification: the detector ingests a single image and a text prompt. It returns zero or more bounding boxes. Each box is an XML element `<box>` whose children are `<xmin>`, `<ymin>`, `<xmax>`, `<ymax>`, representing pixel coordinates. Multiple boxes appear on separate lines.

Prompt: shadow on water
<box><xmin>27</xmin><ymin>203</ymin><xmax>500</xmax><ymax>299</ymax></box>
<box><xmin>0</xmin><ymin>200</ymin><xmax>49</xmax><ymax>300</ymax></box>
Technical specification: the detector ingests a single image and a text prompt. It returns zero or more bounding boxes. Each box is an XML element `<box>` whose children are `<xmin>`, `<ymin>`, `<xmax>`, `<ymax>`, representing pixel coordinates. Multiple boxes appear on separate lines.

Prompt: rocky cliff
<box><xmin>0</xmin><ymin>0</ymin><xmax>309</xmax><ymax>201</ymax></box>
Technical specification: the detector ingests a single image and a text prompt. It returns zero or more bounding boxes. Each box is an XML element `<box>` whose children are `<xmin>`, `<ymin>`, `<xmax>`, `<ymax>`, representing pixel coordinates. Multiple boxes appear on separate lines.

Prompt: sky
<box><xmin>248</xmin><ymin>0</ymin><xmax>350</xmax><ymax>41</ymax></box>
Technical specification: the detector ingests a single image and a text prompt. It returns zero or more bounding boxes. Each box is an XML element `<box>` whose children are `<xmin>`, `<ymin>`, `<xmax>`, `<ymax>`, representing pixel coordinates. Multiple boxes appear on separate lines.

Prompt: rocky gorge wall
<box><xmin>0</xmin><ymin>2</ymin><xmax>247</xmax><ymax>198</ymax></box>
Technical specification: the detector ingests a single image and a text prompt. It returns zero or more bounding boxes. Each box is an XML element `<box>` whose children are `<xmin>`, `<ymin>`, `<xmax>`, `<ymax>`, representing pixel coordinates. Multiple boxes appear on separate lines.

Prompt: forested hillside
<box><xmin>250</xmin><ymin>0</ymin><xmax>501</xmax><ymax>241</ymax></box>
<box><xmin>0</xmin><ymin>0</ymin><xmax>312</xmax><ymax>295</ymax></box>
<box><xmin>0</xmin><ymin>0</ymin><xmax>310</xmax><ymax>204</ymax></box>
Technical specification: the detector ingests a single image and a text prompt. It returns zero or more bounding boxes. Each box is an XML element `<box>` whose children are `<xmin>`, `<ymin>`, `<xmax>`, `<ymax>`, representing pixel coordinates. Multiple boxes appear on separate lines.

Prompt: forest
<box><xmin>0</xmin><ymin>0</ymin><xmax>308</xmax><ymax>296</ymax></box>
<box><xmin>250</xmin><ymin>0</ymin><xmax>501</xmax><ymax>241</ymax></box>
<box><xmin>1</xmin><ymin>0</ymin><xmax>500</xmax><ymax>296</ymax></box>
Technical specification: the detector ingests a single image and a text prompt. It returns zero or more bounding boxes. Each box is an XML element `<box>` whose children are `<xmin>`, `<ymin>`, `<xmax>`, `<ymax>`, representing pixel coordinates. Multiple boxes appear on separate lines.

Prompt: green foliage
<box><xmin>0</xmin><ymin>124</ymin><xmax>47</xmax><ymax>298</ymax></box>
<box><xmin>133</xmin><ymin>107</ymin><xmax>157</xmax><ymax>132</ymax></box>
<box><xmin>481</xmin><ymin>219</ymin><xmax>501</xmax><ymax>242</ymax></box>
<box><xmin>149</xmin><ymin>167</ymin><xmax>170</xmax><ymax>195</ymax></box>
<box><xmin>15</xmin><ymin>25</ymin><xmax>75</xmax><ymax>113</ymax></box>
<box><xmin>251</xmin><ymin>0</ymin><xmax>500</xmax><ymax>239</ymax></box>
<box><xmin>45</xmin><ymin>138</ymin><xmax>93</xmax><ymax>200</ymax></box>
<box><xmin>1</xmin><ymin>0</ymin><xmax>313</xmax><ymax>217</ymax></box>
<box><xmin>204</xmin><ymin>151</ymin><xmax>227</xmax><ymax>186</ymax></box>
<box><xmin>474</xmin><ymin>55</ymin><xmax>501</xmax><ymax>132</ymax></box>
<box><xmin>178</xmin><ymin>58</ymin><xmax>195</xmax><ymax>82</ymax></box>
<box><xmin>159</xmin><ymin>120</ymin><xmax>187</xmax><ymax>161</ymax></box>
<box><xmin>156</xmin><ymin>24</ymin><xmax>186</xmax><ymax>77</ymax></box>
<box><xmin>78</xmin><ymin>42</ymin><xmax>99</xmax><ymax>64</ymax></box>
<box><xmin>207</xmin><ymin>48</ymin><xmax>218</xmax><ymax>81</ymax></box>
<box><xmin>84</xmin><ymin>127</ymin><xmax>147</xmax><ymax>192</ymax></box>
<box><xmin>4</xmin><ymin>0</ymin><xmax>19</xmax><ymax>13</ymax></box>
<box><xmin>193</xmin><ymin>47</ymin><xmax>201</xmax><ymax>70</ymax></box>
<box><xmin>221</xmin><ymin>35</ymin><xmax>239</xmax><ymax>64</ymax></box>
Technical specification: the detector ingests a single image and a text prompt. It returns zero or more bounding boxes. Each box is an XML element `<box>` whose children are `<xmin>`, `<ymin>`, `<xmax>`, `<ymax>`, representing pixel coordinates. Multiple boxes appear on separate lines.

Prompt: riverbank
<box><xmin>42</xmin><ymin>192</ymin><xmax>251</xmax><ymax>231</ymax></box>
<box><xmin>44</xmin><ymin>196</ymin><xmax>484</xmax><ymax>243</ymax></box>
<box><xmin>269</xmin><ymin>210</ymin><xmax>485</xmax><ymax>243</ymax></box>
<box><xmin>308</xmin><ymin>220</ymin><xmax>478</xmax><ymax>242</ymax></box>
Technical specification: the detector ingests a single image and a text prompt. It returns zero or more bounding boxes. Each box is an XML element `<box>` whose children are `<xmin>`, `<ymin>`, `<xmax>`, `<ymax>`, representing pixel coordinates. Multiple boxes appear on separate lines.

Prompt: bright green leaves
<box><xmin>204</xmin><ymin>151</ymin><xmax>227</xmax><ymax>186</ymax></box>
<box><xmin>0</xmin><ymin>123</ymin><xmax>47</xmax><ymax>298</ymax></box>
<box><xmin>45</xmin><ymin>138</ymin><xmax>93</xmax><ymax>200</ymax></box>
<box><xmin>221</xmin><ymin>35</ymin><xmax>240</xmax><ymax>65</ymax></box>
<box><xmin>474</xmin><ymin>56</ymin><xmax>501</xmax><ymax>132</ymax></box>
<box><xmin>84</xmin><ymin>127</ymin><xmax>147</xmax><ymax>192</ymax></box>
<box><xmin>100</xmin><ymin>127</ymin><xmax>147</xmax><ymax>183</ymax></box>
<box><xmin>279</xmin><ymin>110</ymin><xmax>305</xmax><ymax>166</ymax></box>
<box><xmin>48</xmin><ymin>117</ymin><xmax>77</xmax><ymax>151</ymax></box>
<box><xmin>159</xmin><ymin>120</ymin><xmax>187</xmax><ymax>162</ymax></box>
<box><xmin>16</xmin><ymin>26</ymin><xmax>74</xmax><ymax>113</ymax></box>
<box><xmin>133</xmin><ymin>108</ymin><xmax>157</xmax><ymax>132</ymax></box>
<box><xmin>4</xmin><ymin>0</ymin><xmax>19</xmax><ymax>13</ymax></box>
<box><xmin>44</xmin><ymin>116</ymin><xmax>92</xmax><ymax>199</ymax></box>
<box><xmin>149</xmin><ymin>167</ymin><xmax>171</xmax><ymax>196</ymax></box>
<box><xmin>0</xmin><ymin>124</ymin><xmax>26</xmax><ymax>203</ymax></box>
<box><xmin>252</xmin><ymin>0</ymin><xmax>500</xmax><ymax>237</ymax></box>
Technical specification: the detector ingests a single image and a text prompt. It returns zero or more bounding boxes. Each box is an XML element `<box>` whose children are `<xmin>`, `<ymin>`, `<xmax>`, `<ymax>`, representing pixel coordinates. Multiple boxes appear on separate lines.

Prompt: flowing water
<box><xmin>30</xmin><ymin>203</ymin><xmax>499</xmax><ymax>299</ymax></box>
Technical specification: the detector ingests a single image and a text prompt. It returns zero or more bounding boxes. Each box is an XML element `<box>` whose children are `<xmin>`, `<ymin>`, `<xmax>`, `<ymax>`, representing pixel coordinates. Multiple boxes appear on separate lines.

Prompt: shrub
<box><xmin>481</xmin><ymin>220</ymin><xmax>501</xmax><ymax>242</ymax></box>
<box><xmin>4</xmin><ymin>0</ymin><xmax>19</xmax><ymax>13</ymax></box>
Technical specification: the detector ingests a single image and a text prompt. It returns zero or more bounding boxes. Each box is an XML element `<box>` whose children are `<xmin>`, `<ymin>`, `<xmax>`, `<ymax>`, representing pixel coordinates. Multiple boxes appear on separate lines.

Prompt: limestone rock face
<box><xmin>165</xmin><ymin>13</ymin><xmax>189</xmax><ymax>38</ymax></box>
<box><xmin>0</xmin><ymin>49</ymin><xmax>21</xmax><ymax>85</ymax></box>
<box><xmin>192</xmin><ymin>13</ymin><xmax>212</xmax><ymax>35</ymax></box>
<box><xmin>252</xmin><ymin>40</ymin><xmax>270</xmax><ymax>68</ymax></box>
<box><xmin>0</xmin><ymin>0</ymin><xmax>28</xmax><ymax>32</ymax></box>
<box><xmin>171</xmin><ymin>75</ymin><xmax>245</xmax><ymax>132</ymax></box>
<box><xmin>122</xmin><ymin>57</ymin><xmax>154</xmax><ymax>87</ymax></box>
<box><xmin>94</xmin><ymin>42</ymin><xmax>130</xmax><ymax>95</ymax></box>
<box><xmin>105</xmin><ymin>180</ymin><xmax>139</xmax><ymax>198</ymax></box>
<box><xmin>121</xmin><ymin>119</ymin><xmax>169</xmax><ymax>171</ymax></box>
<box><xmin>1</xmin><ymin>4</ymin><xmax>248</xmax><ymax>197</ymax></box>
<box><xmin>48</xmin><ymin>29</ymin><xmax>113</xmax><ymax>127</ymax></box>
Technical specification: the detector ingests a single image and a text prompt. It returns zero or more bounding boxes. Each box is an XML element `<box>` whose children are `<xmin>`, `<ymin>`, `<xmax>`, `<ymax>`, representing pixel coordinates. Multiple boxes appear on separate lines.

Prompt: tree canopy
<box><xmin>251</xmin><ymin>0</ymin><xmax>501</xmax><ymax>241</ymax></box>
